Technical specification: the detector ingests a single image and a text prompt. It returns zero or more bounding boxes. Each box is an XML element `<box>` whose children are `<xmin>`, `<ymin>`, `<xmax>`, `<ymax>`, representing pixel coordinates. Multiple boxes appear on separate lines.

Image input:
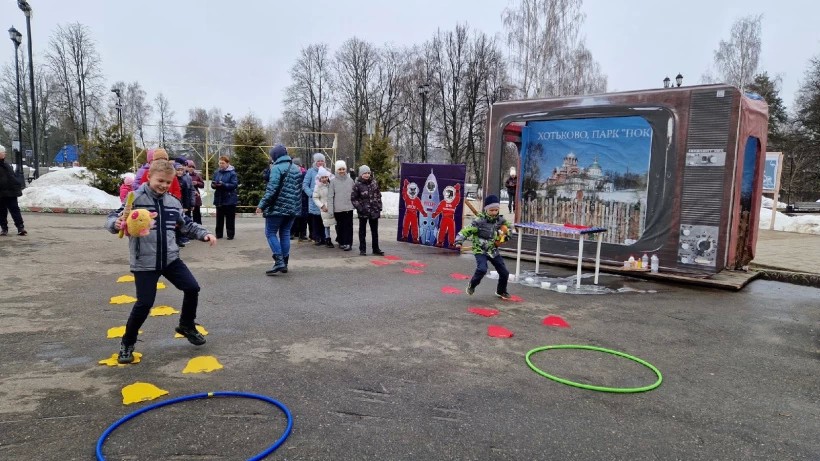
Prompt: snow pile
<box><xmin>382</xmin><ymin>192</ymin><xmax>400</xmax><ymax>218</ymax></box>
<box><xmin>19</xmin><ymin>167</ymin><xmax>121</xmax><ymax>210</ymax></box>
<box><xmin>758</xmin><ymin>206</ymin><xmax>820</xmax><ymax>234</ymax></box>
<box><xmin>28</xmin><ymin>167</ymin><xmax>95</xmax><ymax>187</ymax></box>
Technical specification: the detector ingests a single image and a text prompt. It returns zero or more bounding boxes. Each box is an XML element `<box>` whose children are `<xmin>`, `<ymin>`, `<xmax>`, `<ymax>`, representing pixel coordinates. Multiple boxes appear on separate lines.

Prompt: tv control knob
<box><xmin>681</xmin><ymin>243</ymin><xmax>690</xmax><ymax>250</ymax></box>
<box><xmin>709</xmin><ymin>155</ymin><xmax>718</xmax><ymax>163</ymax></box>
<box><xmin>682</xmin><ymin>229</ymin><xmax>691</xmax><ymax>236</ymax></box>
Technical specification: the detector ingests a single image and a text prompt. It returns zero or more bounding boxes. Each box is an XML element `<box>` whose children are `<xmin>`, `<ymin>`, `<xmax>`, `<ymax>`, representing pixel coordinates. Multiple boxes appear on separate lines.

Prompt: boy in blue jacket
<box><xmin>454</xmin><ymin>194</ymin><xmax>513</xmax><ymax>299</ymax></box>
<box><xmin>106</xmin><ymin>160</ymin><xmax>217</xmax><ymax>364</ymax></box>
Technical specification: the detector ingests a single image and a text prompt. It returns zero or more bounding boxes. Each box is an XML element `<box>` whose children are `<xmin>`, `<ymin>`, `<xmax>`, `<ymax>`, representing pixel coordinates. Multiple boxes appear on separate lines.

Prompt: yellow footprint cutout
<box><xmin>156</xmin><ymin>282</ymin><xmax>166</xmax><ymax>290</ymax></box>
<box><xmin>174</xmin><ymin>325</ymin><xmax>208</xmax><ymax>338</ymax></box>
<box><xmin>99</xmin><ymin>352</ymin><xmax>143</xmax><ymax>366</ymax></box>
<box><xmin>107</xmin><ymin>326</ymin><xmax>142</xmax><ymax>338</ymax></box>
<box><xmin>122</xmin><ymin>382</ymin><xmax>168</xmax><ymax>405</ymax></box>
<box><xmin>183</xmin><ymin>356</ymin><xmax>223</xmax><ymax>374</ymax></box>
<box><xmin>117</xmin><ymin>275</ymin><xmax>135</xmax><ymax>283</ymax></box>
<box><xmin>109</xmin><ymin>295</ymin><xmax>137</xmax><ymax>304</ymax></box>
<box><xmin>150</xmin><ymin>305</ymin><xmax>179</xmax><ymax>317</ymax></box>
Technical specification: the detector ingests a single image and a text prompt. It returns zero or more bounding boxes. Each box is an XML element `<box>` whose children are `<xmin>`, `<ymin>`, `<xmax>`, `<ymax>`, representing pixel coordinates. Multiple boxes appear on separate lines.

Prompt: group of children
<box><xmin>306</xmin><ymin>156</ymin><xmax>384</xmax><ymax>256</ymax></box>
<box><xmin>107</xmin><ymin>148</ymin><xmax>513</xmax><ymax>364</ymax></box>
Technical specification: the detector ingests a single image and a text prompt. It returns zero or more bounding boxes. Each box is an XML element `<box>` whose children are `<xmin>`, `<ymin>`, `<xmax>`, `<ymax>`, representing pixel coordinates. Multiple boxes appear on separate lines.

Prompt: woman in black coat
<box><xmin>0</xmin><ymin>145</ymin><xmax>25</xmax><ymax>236</ymax></box>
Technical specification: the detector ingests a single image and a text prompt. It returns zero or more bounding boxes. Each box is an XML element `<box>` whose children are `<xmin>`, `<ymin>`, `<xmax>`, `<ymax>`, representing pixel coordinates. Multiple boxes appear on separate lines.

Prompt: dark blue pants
<box><xmin>470</xmin><ymin>253</ymin><xmax>509</xmax><ymax>294</ymax></box>
<box><xmin>123</xmin><ymin>259</ymin><xmax>200</xmax><ymax>346</ymax></box>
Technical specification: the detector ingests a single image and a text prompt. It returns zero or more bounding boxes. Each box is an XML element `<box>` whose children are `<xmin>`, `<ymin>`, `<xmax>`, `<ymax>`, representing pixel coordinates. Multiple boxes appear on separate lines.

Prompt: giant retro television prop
<box><xmin>485</xmin><ymin>85</ymin><xmax>768</xmax><ymax>275</ymax></box>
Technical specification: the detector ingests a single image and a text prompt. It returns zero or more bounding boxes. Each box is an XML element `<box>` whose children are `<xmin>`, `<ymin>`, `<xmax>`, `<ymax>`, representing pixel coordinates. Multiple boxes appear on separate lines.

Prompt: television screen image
<box><xmin>519</xmin><ymin>116</ymin><xmax>653</xmax><ymax>245</ymax></box>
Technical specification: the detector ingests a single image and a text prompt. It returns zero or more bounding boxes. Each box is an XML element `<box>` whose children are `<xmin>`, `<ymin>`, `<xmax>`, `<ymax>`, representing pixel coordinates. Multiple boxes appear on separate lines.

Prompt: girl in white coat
<box><xmin>312</xmin><ymin>167</ymin><xmax>336</xmax><ymax>248</ymax></box>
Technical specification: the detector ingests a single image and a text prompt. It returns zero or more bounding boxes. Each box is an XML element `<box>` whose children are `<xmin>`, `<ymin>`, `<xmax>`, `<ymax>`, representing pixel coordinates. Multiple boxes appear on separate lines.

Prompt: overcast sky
<box><xmin>2</xmin><ymin>0</ymin><xmax>817</xmax><ymax>126</ymax></box>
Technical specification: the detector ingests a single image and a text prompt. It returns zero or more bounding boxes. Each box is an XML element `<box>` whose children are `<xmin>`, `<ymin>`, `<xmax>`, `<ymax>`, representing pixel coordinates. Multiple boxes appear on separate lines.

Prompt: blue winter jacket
<box><xmin>303</xmin><ymin>166</ymin><xmax>321</xmax><ymax>215</ymax></box>
<box><xmin>212</xmin><ymin>165</ymin><xmax>238</xmax><ymax>206</ymax></box>
<box><xmin>257</xmin><ymin>156</ymin><xmax>302</xmax><ymax>217</ymax></box>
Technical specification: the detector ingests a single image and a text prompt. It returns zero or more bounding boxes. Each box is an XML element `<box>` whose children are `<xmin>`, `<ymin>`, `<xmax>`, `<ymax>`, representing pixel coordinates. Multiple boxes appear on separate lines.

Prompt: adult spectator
<box><xmin>0</xmin><ymin>145</ymin><xmax>25</xmax><ymax>236</ymax></box>
<box><xmin>505</xmin><ymin>167</ymin><xmax>518</xmax><ymax>214</ymax></box>
<box><xmin>211</xmin><ymin>155</ymin><xmax>239</xmax><ymax>240</ymax></box>
<box><xmin>290</xmin><ymin>157</ymin><xmax>309</xmax><ymax>241</ymax></box>
<box><xmin>256</xmin><ymin>144</ymin><xmax>302</xmax><ymax>275</ymax></box>
<box><xmin>303</xmin><ymin>152</ymin><xmax>326</xmax><ymax>244</ymax></box>
<box><xmin>186</xmin><ymin>160</ymin><xmax>204</xmax><ymax>224</ymax></box>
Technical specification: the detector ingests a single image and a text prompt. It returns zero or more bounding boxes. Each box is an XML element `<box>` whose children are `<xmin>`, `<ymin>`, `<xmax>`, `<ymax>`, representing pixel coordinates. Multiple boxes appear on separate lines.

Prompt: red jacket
<box><xmin>138</xmin><ymin>169</ymin><xmax>182</xmax><ymax>200</ymax></box>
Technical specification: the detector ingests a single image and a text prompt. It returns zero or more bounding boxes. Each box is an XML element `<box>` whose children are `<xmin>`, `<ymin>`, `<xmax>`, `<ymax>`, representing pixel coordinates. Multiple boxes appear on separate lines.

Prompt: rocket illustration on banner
<box><xmin>419</xmin><ymin>170</ymin><xmax>440</xmax><ymax>245</ymax></box>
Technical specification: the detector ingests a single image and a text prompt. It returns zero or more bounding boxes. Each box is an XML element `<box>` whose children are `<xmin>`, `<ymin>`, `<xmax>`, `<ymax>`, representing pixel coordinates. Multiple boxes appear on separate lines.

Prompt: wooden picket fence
<box><xmin>520</xmin><ymin>197</ymin><xmax>646</xmax><ymax>244</ymax></box>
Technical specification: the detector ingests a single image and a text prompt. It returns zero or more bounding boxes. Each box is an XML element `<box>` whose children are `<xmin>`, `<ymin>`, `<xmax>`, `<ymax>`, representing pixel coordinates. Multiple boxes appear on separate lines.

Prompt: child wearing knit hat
<box><xmin>454</xmin><ymin>194</ymin><xmax>514</xmax><ymax>299</ymax></box>
<box><xmin>119</xmin><ymin>173</ymin><xmax>136</xmax><ymax>203</ymax></box>
<box><xmin>311</xmin><ymin>167</ymin><xmax>336</xmax><ymax>248</ymax></box>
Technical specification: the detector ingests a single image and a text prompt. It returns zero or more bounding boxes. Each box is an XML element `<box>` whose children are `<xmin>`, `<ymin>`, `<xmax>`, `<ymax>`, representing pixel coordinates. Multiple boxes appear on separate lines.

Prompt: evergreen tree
<box><xmin>788</xmin><ymin>54</ymin><xmax>820</xmax><ymax>201</ymax></box>
<box><xmin>80</xmin><ymin>124</ymin><xmax>133</xmax><ymax>195</ymax></box>
<box><xmin>745</xmin><ymin>72</ymin><xmax>788</xmax><ymax>149</ymax></box>
<box><xmin>231</xmin><ymin>115</ymin><xmax>269</xmax><ymax>207</ymax></box>
<box><xmin>361</xmin><ymin>123</ymin><xmax>398</xmax><ymax>190</ymax></box>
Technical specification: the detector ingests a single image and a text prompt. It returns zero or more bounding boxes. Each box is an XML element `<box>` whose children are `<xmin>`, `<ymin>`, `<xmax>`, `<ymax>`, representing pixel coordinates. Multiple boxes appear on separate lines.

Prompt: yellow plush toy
<box><xmin>125</xmin><ymin>208</ymin><xmax>157</xmax><ymax>237</ymax></box>
<box><xmin>494</xmin><ymin>224</ymin><xmax>510</xmax><ymax>247</ymax></box>
<box><xmin>118</xmin><ymin>191</ymin><xmax>157</xmax><ymax>238</ymax></box>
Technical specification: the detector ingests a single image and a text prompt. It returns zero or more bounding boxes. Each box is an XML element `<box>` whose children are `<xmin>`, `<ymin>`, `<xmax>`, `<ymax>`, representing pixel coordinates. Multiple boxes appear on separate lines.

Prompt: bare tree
<box><xmin>45</xmin><ymin>23</ymin><xmax>104</xmax><ymax>141</ymax></box>
<box><xmin>334</xmin><ymin>37</ymin><xmax>379</xmax><ymax>167</ymax></box>
<box><xmin>115</xmin><ymin>81</ymin><xmax>152</xmax><ymax>148</ymax></box>
<box><xmin>371</xmin><ymin>45</ymin><xmax>411</xmax><ymax>139</ymax></box>
<box><xmin>430</xmin><ymin>25</ymin><xmax>471</xmax><ymax>165</ymax></box>
<box><xmin>154</xmin><ymin>92</ymin><xmax>178</xmax><ymax>150</ymax></box>
<box><xmin>503</xmin><ymin>0</ymin><xmax>600</xmax><ymax>98</ymax></box>
<box><xmin>0</xmin><ymin>56</ymin><xmax>56</xmax><ymax>163</ymax></box>
<box><xmin>283</xmin><ymin>43</ymin><xmax>334</xmax><ymax>150</ymax></box>
<box><xmin>713</xmin><ymin>14</ymin><xmax>763</xmax><ymax>90</ymax></box>
<box><xmin>463</xmin><ymin>31</ymin><xmax>508</xmax><ymax>186</ymax></box>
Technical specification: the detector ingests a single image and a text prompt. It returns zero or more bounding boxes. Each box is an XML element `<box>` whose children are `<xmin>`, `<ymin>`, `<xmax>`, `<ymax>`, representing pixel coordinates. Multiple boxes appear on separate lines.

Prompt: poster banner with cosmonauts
<box><xmin>398</xmin><ymin>163</ymin><xmax>466</xmax><ymax>250</ymax></box>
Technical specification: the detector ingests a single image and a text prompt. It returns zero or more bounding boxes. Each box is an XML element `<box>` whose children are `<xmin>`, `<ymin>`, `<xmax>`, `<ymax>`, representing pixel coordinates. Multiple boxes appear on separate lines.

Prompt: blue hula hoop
<box><xmin>96</xmin><ymin>391</ymin><xmax>293</xmax><ymax>461</ymax></box>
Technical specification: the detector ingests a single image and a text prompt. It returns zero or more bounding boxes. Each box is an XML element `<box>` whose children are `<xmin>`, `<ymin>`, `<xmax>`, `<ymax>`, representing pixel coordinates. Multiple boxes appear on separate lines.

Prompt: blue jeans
<box><xmin>470</xmin><ymin>253</ymin><xmax>509</xmax><ymax>294</ymax></box>
<box><xmin>265</xmin><ymin>215</ymin><xmax>296</xmax><ymax>256</ymax></box>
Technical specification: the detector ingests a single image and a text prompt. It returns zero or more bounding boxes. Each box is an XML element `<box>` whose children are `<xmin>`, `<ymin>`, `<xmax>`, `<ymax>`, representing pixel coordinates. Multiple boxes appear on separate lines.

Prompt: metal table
<box><xmin>513</xmin><ymin>222</ymin><xmax>608</xmax><ymax>288</ymax></box>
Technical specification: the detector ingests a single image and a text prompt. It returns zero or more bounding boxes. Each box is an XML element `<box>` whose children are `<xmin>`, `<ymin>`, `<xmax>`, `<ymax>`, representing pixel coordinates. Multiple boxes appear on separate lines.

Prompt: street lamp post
<box><xmin>417</xmin><ymin>82</ymin><xmax>430</xmax><ymax>163</ymax></box>
<box><xmin>18</xmin><ymin>0</ymin><xmax>40</xmax><ymax>178</ymax></box>
<box><xmin>8</xmin><ymin>26</ymin><xmax>25</xmax><ymax>185</ymax></box>
<box><xmin>112</xmin><ymin>87</ymin><xmax>124</xmax><ymax>138</ymax></box>
<box><xmin>663</xmin><ymin>74</ymin><xmax>684</xmax><ymax>88</ymax></box>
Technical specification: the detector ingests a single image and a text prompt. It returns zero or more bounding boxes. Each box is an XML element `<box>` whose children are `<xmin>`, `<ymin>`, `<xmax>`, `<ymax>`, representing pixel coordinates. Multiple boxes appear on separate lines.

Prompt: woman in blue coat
<box><xmin>211</xmin><ymin>155</ymin><xmax>239</xmax><ymax>239</ymax></box>
<box><xmin>256</xmin><ymin>144</ymin><xmax>303</xmax><ymax>275</ymax></box>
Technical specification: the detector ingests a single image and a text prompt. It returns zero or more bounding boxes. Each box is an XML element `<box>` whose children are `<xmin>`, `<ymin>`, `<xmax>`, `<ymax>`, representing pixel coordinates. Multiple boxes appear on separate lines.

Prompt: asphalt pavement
<box><xmin>0</xmin><ymin>213</ymin><xmax>818</xmax><ymax>460</ymax></box>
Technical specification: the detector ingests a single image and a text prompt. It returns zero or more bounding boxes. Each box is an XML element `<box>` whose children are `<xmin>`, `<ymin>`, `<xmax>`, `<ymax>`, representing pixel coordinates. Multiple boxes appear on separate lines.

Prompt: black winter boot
<box><xmin>266</xmin><ymin>254</ymin><xmax>286</xmax><ymax>275</ymax></box>
<box><xmin>282</xmin><ymin>255</ymin><xmax>289</xmax><ymax>273</ymax></box>
<box><xmin>325</xmin><ymin>238</ymin><xmax>334</xmax><ymax>248</ymax></box>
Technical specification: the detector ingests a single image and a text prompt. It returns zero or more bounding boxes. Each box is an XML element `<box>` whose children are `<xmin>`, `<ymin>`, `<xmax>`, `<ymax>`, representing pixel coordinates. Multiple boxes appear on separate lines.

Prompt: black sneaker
<box><xmin>495</xmin><ymin>291</ymin><xmax>511</xmax><ymax>300</ymax></box>
<box><xmin>175</xmin><ymin>324</ymin><xmax>206</xmax><ymax>346</ymax></box>
<box><xmin>0</xmin><ymin>229</ymin><xmax>7</xmax><ymax>236</ymax></box>
<box><xmin>466</xmin><ymin>284</ymin><xmax>475</xmax><ymax>295</ymax></box>
<box><xmin>373</xmin><ymin>250</ymin><xmax>384</xmax><ymax>256</ymax></box>
<box><xmin>17</xmin><ymin>229</ymin><xmax>27</xmax><ymax>236</ymax></box>
<box><xmin>360</xmin><ymin>251</ymin><xmax>367</xmax><ymax>256</ymax></box>
<box><xmin>117</xmin><ymin>343</ymin><xmax>135</xmax><ymax>364</ymax></box>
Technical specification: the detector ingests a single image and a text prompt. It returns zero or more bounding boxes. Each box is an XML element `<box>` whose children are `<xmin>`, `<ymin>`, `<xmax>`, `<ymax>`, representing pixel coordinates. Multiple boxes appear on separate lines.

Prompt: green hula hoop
<box><xmin>525</xmin><ymin>344</ymin><xmax>662</xmax><ymax>393</ymax></box>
